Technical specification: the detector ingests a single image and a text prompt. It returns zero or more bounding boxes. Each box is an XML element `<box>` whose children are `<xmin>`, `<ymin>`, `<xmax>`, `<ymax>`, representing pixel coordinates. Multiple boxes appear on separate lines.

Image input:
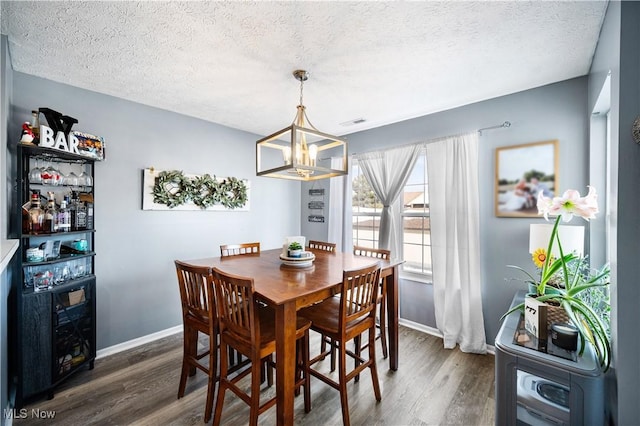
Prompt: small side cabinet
<box><xmin>495</xmin><ymin>291</ymin><xmax>605</xmax><ymax>425</ymax></box>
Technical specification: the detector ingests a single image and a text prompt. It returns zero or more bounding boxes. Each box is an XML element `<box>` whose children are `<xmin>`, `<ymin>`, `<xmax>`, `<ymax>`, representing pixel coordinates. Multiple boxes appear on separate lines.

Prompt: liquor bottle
<box><xmin>31</xmin><ymin>110</ymin><xmax>40</xmax><ymax>143</ymax></box>
<box><xmin>57</xmin><ymin>197</ymin><xmax>71</xmax><ymax>232</ymax></box>
<box><xmin>70</xmin><ymin>191</ymin><xmax>87</xmax><ymax>230</ymax></box>
<box><xmin>76</xmin><ymin>200</ymin><xmax>87</xmax><ymax>230</ymax></box>
<box><xmin>43</xmin><ymin>191</ymin><xmax>57</xmax><ymax>233</ymax></box>
<box><xmin>27</xmin><ymin>191</ymin><xmax>44</xmax><ymax>233</ymax></box>
<box><xmin>85</xmin><ymin>200</ymin><xmax>94</xmax><ymax>230</ymax></box>
<box><xmin>69</xmin><ymin>191</ymin><xmax>78</xmax><ymax>231</ymax></box>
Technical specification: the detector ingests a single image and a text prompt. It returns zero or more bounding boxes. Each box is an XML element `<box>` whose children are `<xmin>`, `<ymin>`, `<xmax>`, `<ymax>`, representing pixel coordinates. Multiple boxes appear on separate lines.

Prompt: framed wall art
<box><xmin>141</xmin><ymin>168</ymin><xmax>250</xmax><ymax>211</ymax></box>
<box><xmin>495</xmin><ymin>140</ymin><xmax>558</xmax><ymax>218</ymax></box>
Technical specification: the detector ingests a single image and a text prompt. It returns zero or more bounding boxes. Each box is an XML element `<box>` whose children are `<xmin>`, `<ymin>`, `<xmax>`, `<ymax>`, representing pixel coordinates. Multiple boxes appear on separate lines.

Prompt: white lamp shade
<box><xmin>529</xmin><ymin>224</ymin><xmax>584</xmax><ymax>257</ymax></box>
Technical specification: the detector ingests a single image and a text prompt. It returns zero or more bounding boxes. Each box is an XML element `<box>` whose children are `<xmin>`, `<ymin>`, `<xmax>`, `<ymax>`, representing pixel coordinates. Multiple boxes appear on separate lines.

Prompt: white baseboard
<box><xmin>398</xmin><ymin>318</ymin><xmax>495</xmax><ymax>356</ymax></box>
<box><xmin>94</xmin><ymin>320</ymin><xmax>495</xmax><ymax>360</ymax></box>
<box><xmin>398</xmin><ymin>318</ymin><xmax>443</xmax><ymax>338</ymax></box>
<box><xmin>96</xmin><ymin>325</ymin><xmax>182</xmax><ymax>359</ymax></box>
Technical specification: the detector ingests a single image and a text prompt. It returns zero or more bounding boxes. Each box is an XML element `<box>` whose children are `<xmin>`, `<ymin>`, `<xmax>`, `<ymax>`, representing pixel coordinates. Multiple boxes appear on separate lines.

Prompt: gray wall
<box><xmin>341</xmin><ymin>77</ymin><xmax>589</xmax><ymax>341</ymax></box>
<box><xmin>7</xmin><ymin>72</ymin><xmax>302</xmax><ymax>350</ymax></box>
<box><xmin>588</xmin><ymin>1</ymin><xmax>640</xmax><ymax>423</ymax></box>
<box><xmin>301</xmin><ymin>178</ymin><xmax>330</xmax><ymax>243</ymax></box>
<box><xmin>616</xmin><ymin>4</ymin><xmax>640</xmax><ymax>422</ymax></box>
<box><xmin>1</xmin><ymin>34</ymin><xmax>14</xmax><ymax>425</ymax></box>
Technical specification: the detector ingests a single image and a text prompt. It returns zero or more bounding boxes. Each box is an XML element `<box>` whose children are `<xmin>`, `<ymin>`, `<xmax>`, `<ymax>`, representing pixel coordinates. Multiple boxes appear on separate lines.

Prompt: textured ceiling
<box><xmin>1</xmin><ymin>1</ymin><xmax>608</xmax><ymax>137</ymax></box>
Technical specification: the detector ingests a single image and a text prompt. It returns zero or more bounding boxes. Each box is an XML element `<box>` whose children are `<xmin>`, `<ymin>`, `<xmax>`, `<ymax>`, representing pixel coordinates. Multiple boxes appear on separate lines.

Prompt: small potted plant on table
<box><xmin>288</xmin><ymin>242</ymin><xmax>303</xmax><ymax>258</ymax></box>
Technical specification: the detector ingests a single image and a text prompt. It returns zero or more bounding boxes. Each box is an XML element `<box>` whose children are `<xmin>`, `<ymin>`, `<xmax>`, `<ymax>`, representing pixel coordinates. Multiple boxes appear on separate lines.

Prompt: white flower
<box><xmin>537</xmin><ymin>186</ymin><xmax>598</xmax><ymax>222</ymax></box>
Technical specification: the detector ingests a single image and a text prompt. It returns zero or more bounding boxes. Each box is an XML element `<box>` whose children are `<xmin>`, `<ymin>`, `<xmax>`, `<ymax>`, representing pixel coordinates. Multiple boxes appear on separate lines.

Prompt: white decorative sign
<box><xmin>40</xmin><ymin>125</ymin><xmax>79</xmax><ymax>153</ymax></box>
<box><xmin>37</xmin><ymin>125</ymin><xmax>105</xmax><ymax>160</ymax></box>
<box><xmin>524</xmin><ymin>296</ymin><xmax>548</xmax><ymax>340</ymax></box>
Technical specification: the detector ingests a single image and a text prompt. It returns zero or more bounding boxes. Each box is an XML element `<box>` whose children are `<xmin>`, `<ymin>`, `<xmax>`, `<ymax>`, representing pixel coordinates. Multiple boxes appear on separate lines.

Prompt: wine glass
<box><xmin>78</xmin><ymin>170</ymin><xmax>93</xmax><ymax>187</ymax></box>
<box><xmin>65</xmin><ymin>171</ymin><xmax>79</xmax><ymax>187</ymax></box>
<box><xmin>29</xmin><ymin>159</ymin><xmax>43</xmax><ymax>184</ymax></box>
<box><xmin>42</xmin><ymin>163</ymin><xmax>61</xmax><ymax>186</ymax></box>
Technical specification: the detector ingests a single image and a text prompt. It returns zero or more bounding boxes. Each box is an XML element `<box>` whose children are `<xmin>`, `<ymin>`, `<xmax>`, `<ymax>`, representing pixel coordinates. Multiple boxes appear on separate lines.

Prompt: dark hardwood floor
<box><xmin>15</xmin><ymin>326</ymin><xmax>495</xmax><ymax>425</ymax></box>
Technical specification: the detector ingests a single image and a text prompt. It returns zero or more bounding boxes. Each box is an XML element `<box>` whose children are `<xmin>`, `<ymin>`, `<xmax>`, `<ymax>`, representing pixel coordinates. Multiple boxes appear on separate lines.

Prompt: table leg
<box><xmin>386</xmin><ymin>265</ymin><xmax>399</xmax><ymax>370</ymax></box>
<box><xmin>275</xmin><ymin>302</ymin><xmax>297</xmax><ymax>426</ymax></box>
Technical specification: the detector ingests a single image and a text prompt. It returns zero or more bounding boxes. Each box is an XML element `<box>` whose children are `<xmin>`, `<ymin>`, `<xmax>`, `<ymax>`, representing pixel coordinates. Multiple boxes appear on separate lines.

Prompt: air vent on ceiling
<box><xmin>340</xmin><ymin>118</ymin><xmax>366</xmax><ymax>126</ymax></box>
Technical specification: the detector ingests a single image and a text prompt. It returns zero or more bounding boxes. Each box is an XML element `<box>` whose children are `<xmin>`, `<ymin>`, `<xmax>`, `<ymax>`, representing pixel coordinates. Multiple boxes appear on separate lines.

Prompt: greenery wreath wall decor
<box><xmin>152</xmin><ymin>170</ymin><xmax>192</xmax><ymax>208</ymax></box>
<box><xmin>219</xmin><ymin>177</ymin><xmax>249</xmax><ymax>209</ymax></box>
<box><xmin>142</xmin><ymin>168</ymin><xmax>250</xmax><ymax>211</ymax></box>
<box><xmin>190</xmin><ymin>174</ymin><xmax>219</xmax><ymax>208</ymax></box>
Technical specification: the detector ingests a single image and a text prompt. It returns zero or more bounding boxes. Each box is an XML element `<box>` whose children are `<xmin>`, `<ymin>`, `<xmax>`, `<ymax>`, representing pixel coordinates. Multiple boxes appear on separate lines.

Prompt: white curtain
<box><xmin>328</xmin><ymin>157</ymin><xmax>347</xmax><ymax>252</ymax></box>
<box><xmin>355</xmin><ymin>145</ymin><xmax>420</xmax><ymax>259</ymax></box>
<box><xmin>426</xmin><ymin>132</ymin><xmax>486</xmax><ymax>354</ymax></box>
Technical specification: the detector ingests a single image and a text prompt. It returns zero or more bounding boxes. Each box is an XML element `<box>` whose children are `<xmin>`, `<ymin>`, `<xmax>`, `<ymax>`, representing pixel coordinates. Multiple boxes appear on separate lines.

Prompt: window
<box><xmin>402</xmin><ymin>151</ymin><xmax>432</xmax><ymax>277</ymax></box>
<box><xmin>351</xmin><ymin>150</ymin><xmax>432</xmax><ymax>279</ymax></box>
<box><xmin>351</xmin><ymin>162</ymin><xmax>382</xmax><ymax>249</ymax></box>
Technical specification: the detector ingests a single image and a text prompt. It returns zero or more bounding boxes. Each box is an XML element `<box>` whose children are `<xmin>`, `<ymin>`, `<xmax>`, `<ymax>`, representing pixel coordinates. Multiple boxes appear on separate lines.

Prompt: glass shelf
<box><xmin>22</xmin><ymin>251</ymin><xmax>95</xmax><ymax>266</ymax></box>
<box><xmin>19</xmin><ymin>143</ymin><xmax>96</xmax><ymax>163</ymax></box>
<box><xmin>22</xmin><ymin>229</ymin><xmax>95</xmax><ymax>238</ymax></box>
<box><xmin>512</xmin><ymin>313</ymin><xmax>578</xmax><ymax>362</ymax></box>
<box><xmin>22</xmin><ymin>274</ymin><xmax>95</xmax><ymax>295</ymax></box>
<box><xmin>29</xmin><ymin>183</ymin><xmax>93</xmax><ymax>189</ymax></box>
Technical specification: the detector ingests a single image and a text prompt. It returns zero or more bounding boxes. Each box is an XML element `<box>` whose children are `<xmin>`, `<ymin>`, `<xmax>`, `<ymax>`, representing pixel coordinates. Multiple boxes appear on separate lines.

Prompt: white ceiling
<box><xmin>1</xmin><ymin>1</ymin><xmax>608</xmax><ymax>137</ymax></box>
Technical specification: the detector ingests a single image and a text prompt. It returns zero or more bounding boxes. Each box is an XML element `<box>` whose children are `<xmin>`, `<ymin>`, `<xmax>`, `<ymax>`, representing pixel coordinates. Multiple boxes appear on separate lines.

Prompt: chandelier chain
<box><xmin>299</xmin><ymin>77</ymin><xmax>304</xmax><ymax>106</ymax></box>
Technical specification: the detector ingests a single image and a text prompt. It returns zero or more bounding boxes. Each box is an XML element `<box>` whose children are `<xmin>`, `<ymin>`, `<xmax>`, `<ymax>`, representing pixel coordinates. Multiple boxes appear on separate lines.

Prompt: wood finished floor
<box><xmin>15</xmin><ymin>326</ymin><xmax>495</xmax><ymax>425</ymax></box>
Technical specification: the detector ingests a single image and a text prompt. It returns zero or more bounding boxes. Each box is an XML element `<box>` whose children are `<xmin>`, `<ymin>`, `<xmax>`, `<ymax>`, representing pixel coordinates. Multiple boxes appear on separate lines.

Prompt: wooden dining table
<box><xmin>186</xmin><ymin>247</ymin><xmax>401</xmax><ymax>426</ymax></box>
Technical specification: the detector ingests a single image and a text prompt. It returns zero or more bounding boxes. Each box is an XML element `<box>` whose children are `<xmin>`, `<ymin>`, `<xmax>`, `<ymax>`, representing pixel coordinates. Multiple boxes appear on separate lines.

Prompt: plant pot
<box><xmin>544</xmin><ymin>286</ymin><xmax>562</xmax><ymax>295</ymax></box>
<box><xmin>288</xmin><ymin>249</ymin><xmax>302</xmax><ymax>258</ymax></box>
<box><xmin>528</xmin><ymin>284</ymin><xmax>562</xmax><ymax>295</ymax></box>
<box><xmin>546</xmin><ymin>301</ymin><xmax>571</xmax><ymax>328</ymax></box>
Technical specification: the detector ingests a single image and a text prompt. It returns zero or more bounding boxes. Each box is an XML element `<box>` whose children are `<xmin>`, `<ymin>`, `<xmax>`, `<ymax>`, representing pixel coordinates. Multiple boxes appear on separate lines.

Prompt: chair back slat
<box><xmin>308</xmin><ymin>240</ymin><xmax>336</xmax><ymax>252</ymax></box>
<box><xmin>175</xmin><ymin>260</ymin><xmax>215</xmax><ymax>323</ymax></box>
<box><xmin>220</xmin><ymin>242</ymin><xmax>261</xmax><ymax>257</ymax></box>
<box><xmin>353</xmin><ymin>245</ymin><xmax>390</xmax><ymax>260</ymax></box>
<box><xmin>212</xmin><ymin>268</ymin><xmax>257</xmax><ymax>345</ymax></box>
<box><xmin>341</xmin><ymin>264</ymin><xmax>381</xmax><ymax>325</ymax></box>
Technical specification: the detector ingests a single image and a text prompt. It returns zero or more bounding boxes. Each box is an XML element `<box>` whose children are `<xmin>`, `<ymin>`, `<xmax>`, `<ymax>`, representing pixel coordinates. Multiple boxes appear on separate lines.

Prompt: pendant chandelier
<box><xmin>256</xmin><ymin>70</ymin><xmax>348</xmax><ymax>181</ymax></box>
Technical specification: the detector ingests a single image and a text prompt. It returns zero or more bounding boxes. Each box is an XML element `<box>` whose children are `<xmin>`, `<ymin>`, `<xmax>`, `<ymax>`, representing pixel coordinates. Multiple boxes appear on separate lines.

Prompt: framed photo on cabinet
<box><xmin>495</xmin><ymin>140</ymin><xmax>558</xmax><ymax>218</ymax></box>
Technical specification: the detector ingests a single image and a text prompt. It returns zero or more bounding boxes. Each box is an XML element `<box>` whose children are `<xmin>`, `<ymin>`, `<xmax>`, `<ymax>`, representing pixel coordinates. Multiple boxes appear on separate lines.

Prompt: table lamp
<box><xmin>529</xmin><ymin>224</ymin><xmax>584</xmax><ymax>257</ymax></box>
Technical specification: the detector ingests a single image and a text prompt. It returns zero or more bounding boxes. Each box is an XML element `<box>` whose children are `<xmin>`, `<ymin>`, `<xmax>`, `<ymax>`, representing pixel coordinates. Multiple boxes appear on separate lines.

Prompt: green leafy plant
<box><xmin>502</xmin><ymin>186</ymin><xmax>612</xmax><ymax>371</ymax></box>
<box><xmin>288</xmin><ymin>242</ymin><xmax>302</xmax><ymax>251</ymax></box>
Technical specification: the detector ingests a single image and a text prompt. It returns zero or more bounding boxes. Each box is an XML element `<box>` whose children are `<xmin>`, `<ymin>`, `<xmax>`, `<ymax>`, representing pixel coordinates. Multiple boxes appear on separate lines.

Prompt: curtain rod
<box><xmin>349</xmin><ymin>120</ymin><xmax>511</xmax><ymax>158</ymax></box>
<box><xmin>478</xmin><ymin>121</ymin><xmax>511</xmax><ymax>135</ymax></box>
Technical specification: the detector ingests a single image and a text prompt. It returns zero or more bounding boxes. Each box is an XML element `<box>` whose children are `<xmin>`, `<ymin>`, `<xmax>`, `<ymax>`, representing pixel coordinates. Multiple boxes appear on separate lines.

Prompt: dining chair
<box><xmin>307</xmin><ymin>240</ymin><xmax>338</xmax><ymax>367</ymax></box>
<box><xmin>174</xmin><ymin>260</ymin><xmax>218</xmax><ymax>423</ymax></box>
<box><xmin>353</xmin><ymin>245</ymin><xmax>391</xmax><ymax>359</ymax></box>
<box><xmin>212</xmin><ymin>267</ymin><xmax>312</xmax><ymax>426</ymax></box>
<box><xmin>308</xmin><ymin>240</ymin><xmax>336</xmax><ymax>252</ymax></box>
<box><xmin>299</xmin><ymin>263</ymin><xmax>383</xmax><ymax>426</ymax></box>
<box><xmin>220</xmin><ymin>241</ymin><xmax>261</xmax><ymax>257</ymax></box>
<box><xmin>219</xmin><ymin>241</ymin><xmax>261</xmax><ymax>367</ymax></box>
